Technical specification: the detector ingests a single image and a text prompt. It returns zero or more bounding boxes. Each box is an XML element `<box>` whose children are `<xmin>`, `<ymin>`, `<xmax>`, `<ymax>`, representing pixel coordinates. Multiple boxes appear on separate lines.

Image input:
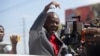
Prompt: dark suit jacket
<box><xmin>29</xmin><ymin>12</ymin><xmax>68</xmax><ymax>56</ymax></box>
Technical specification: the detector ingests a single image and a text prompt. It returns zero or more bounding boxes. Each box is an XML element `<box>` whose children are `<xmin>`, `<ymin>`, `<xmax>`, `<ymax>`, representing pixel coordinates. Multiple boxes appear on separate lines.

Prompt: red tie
<box><xmin>49</xmin><ymin>34</ymin><xmax>59</xmax><ymax>56</ymax></box>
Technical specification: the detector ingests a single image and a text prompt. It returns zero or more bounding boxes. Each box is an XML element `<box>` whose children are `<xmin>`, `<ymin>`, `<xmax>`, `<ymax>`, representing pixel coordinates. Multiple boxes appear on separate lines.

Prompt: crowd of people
<box><xmin>0</xmin><ymin>1</ymin><xmax>100</xmax><ymax>56</ymax></box>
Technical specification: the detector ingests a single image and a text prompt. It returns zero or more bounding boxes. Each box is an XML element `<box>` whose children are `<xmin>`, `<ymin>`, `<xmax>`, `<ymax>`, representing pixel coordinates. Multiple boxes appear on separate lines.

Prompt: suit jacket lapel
<box><xmin>43</xmin><ymin>28</ymin><xmax>55</xmax><ymax>55</ymax></box>
<box><xmin>54</xmin><ymin>32</ymin><xmax>63</xmax><ymax>43</ymax></box>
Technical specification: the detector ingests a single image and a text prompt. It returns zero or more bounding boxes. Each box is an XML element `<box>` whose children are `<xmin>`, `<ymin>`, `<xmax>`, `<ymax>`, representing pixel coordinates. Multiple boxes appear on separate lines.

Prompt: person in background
<box><xmin>29</xmin><ymin>1</ymin><xmax>77</xmax><ymax>56</ymax></box>
<box><xmin>82</xmin><ymin>27</ymin><xmax>100</xmax><ymax>56</ymax></box>
<box><xmin>0</xmin><ymin>25</ymin><xmax>18</xmax><ymax>54</ymax></box>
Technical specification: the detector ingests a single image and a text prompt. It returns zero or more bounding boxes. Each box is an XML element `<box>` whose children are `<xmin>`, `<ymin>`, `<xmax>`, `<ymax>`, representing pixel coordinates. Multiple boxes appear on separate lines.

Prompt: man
<box><xmin>29</xmin><ymin>1</ymin><xmax>77</xmax><ymax>56</ymax></box>
<box><xmin>0</xmin><ymin>25</ymin><xmax>18</xmax><ymax>54</ymax></box>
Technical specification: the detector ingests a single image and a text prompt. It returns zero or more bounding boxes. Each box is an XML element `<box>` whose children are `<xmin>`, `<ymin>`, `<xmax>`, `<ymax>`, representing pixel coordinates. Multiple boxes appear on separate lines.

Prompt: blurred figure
<box><xmin>0</xmin><ymin>25</ymin><xmax>18</xmax><ymax>54</ymax></box>
<box><xmin>29</xmin><ymin>1</ymin><xmax>77</xmax><ymax>56</ymax></box>
<box><xmin>82</xmin><ymin>27</ymin><xmax>100</xmax><ymax>56</ymax></box>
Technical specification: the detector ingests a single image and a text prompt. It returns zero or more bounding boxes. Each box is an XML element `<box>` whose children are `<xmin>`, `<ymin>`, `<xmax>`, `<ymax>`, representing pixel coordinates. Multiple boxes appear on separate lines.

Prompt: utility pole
<box><xmin>23</xmin><ymin>18</ymin><xmax>26</xmax><ymax>54</ymax></box>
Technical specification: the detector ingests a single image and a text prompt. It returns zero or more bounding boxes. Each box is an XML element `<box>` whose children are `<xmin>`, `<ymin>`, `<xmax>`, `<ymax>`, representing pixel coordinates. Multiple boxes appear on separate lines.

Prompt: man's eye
<box><xmin>0</xmin><ymin>31</ymin><xmax>4</xmax><ymax>33</ymax></box>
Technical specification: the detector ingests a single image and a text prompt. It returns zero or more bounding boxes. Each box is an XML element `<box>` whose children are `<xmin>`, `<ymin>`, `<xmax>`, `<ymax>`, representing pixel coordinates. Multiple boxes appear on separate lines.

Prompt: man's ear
<box><xmin>57</xmin><ymin>24</ymin><xmax>63</xmax><ymax>31</ymax></box>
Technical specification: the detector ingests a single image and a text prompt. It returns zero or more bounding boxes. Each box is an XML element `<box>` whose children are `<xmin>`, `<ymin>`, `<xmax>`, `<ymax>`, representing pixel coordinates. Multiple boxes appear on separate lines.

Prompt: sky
<box><xmin>0</xmin><ymin>0</ymin><xmax>100</xmax><ymax>54</ymax></box>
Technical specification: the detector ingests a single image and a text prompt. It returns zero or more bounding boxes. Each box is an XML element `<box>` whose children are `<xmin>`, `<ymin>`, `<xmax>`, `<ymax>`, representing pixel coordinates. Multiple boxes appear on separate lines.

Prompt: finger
<box><xmin>47</xmin><ymin>2</ymin><xmax>53</xmax><ymax>8</ymax></box>
<box><xmin>52</xmin><ymin>1</ymin><xmax>60</xmax><ymax>8</ymax></box>
<box><xmin>55</xmin><ymin>4</ymin><xmax>60</xmax><ymax>8</ymax></box>
<box><xmin>11</xmin><ymin>35</ymin><xmax>17</xmax><ymax>41</ymax></box>
<box><xmin>43</xmin><ymin>2</ymin><xmax>53</xmax><ymax>12</ymax></box>
<box><xmin>12</xmin><ymin>35</ymin><xmax>16</xmax><ymax>39</ymax></box>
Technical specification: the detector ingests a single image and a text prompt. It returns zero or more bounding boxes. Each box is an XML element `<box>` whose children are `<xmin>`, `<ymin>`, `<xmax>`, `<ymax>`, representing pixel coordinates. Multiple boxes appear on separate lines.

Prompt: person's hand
<box><xmin>10</xmin><ymin>35</ymin><xmax>20</xmax><ymax>54</ymax></box>
<box><xmin>43</xmin><ymin>1</ymin><xmax>60</xmax><ymax>12</ymax></box>
<box><xmin>85</xmin><ymin>27</ymin><xmax>99</xmax><ymax>34</ymax></box>
<box><xmin>10</xmin><ymin>35</ymin><xmax>18</xmax><ymax>46</ymax></box>
<box><xmin>51</xmin><ymin>1</ymin><xmax>60</xmax><ymax>8</ymax></box>
<box><xmin>83</xmin><ymin>27</ymin><xmax>100</xmax><ymax>42</ymax></box>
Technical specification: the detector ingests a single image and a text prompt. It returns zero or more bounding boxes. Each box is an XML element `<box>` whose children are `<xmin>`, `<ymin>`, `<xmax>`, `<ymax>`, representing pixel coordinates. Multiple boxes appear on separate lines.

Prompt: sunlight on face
<box><xmin>54</xmin><ymin>14</ymin><xmax>58</xmax><ymax>19</ymax></box>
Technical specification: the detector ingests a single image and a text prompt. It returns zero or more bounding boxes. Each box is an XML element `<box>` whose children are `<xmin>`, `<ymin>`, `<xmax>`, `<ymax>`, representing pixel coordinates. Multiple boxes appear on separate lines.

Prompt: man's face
<box><xmin>0</xmin><ymin>27</ymin><xmax>4</xmax><ymax>42</ymax></box>
<box><xmin>45</xmin><ymin>13</ymin><xmax>60</xmax><ymax>34</ymax></box>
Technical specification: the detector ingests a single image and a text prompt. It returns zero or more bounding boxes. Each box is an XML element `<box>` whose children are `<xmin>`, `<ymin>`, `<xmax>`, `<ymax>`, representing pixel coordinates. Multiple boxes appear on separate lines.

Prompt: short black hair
<box><xmin>0</xmin><ymin>25</ymin><xmax>4</xmax><ymax>31</ymax></box>
<box><xmin>47</xmin><ymin>12</ymin><xmax>59</xmax><ymax>19</ymax></box>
